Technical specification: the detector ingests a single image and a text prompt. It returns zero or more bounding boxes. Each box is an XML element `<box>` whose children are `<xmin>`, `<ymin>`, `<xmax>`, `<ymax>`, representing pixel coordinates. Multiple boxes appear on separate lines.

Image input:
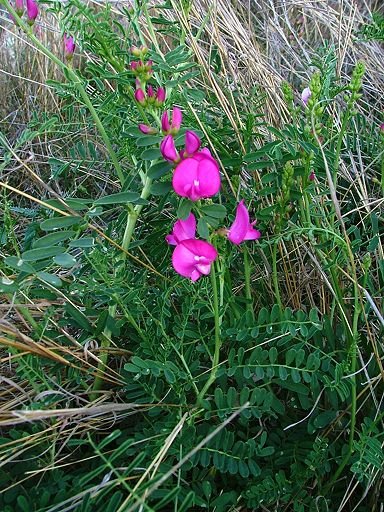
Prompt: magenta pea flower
<box><xmin>64</xmin><ymin>34</ymin><xmax>75</xmax><ymax>60</ymax></box>
<box><xmin>227</xmin><ymin>200</ymin><xmax>261</xmax><ymax>245</ymax></box>
<box><xmin>173</xmin><ymin>153</ymin><xmax>221</xmax><ymax>201</ymax></box>
<box><xmin>309</xmin><ymin>170</ymin><xmax>315</xmax><ymax>181</ymax></box>
<box><xmin>160</xmin><ymin>135</ymin><xmax>180</xmax><ymax>163</ymax></box>
<box><xmin>165</xmin><ymin>213</ymin><xmax>196</xmax><ymax>245</ymax></box>
<box><xmin>162</xmin><ymin>106</ymin><xmax>182</xmax><ymax>134</ymax></box>
<box><xmin>301</xmin><ymin>87</ymin><xmax>311</xmax><ymax>106</ymax></box>
<box><xmin>172</xmin><ymin>239</ymin><xmax>217</xmax><ymax>281</ymax></box>
<box><xmin>26</xmin><ymin>0</ymin><xmax>38</xmax><ymax>23</ymax></box>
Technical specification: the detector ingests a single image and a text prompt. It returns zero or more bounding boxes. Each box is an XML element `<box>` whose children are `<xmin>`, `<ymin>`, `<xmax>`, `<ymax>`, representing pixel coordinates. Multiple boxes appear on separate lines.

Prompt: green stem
<box><xmin>90</xmin><ymin>176</ymin><xmax>152</xmax><ymax>398</ymax></box>
<box><xmin>244</xmin><ymin>247</ymin><xmax>254</xmax><ymax>321</ymax></box>
<box><xmin>272</xmin><ymin>241</ymin><xmax>282</xmax><ymax>311</ymax></box>
<box><xmin>3</xmin><ymin>1</ymin><xmax>125</xmax><ymax>185</ymax></box>
<box><xmin>196</xmin><ymin>262</ymin><xmax>221</xmax><ymax>405</ymax></box>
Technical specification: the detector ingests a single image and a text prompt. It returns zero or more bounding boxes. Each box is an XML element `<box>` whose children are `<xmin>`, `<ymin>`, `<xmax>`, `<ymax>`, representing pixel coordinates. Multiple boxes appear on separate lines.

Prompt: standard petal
<box><xmin>196</xmin><ymin>157</ymin><xmax>221</xmax><ymax>198</ymax></box>
<box><xmin>172</xmin><ymin>158</ymin><xmax>199</xmax><ymax>198</ymax></box>
<box><xmin>227</xmin><ymin>200</ymin><xmax>249</xmax><ymax>245</ymax></box>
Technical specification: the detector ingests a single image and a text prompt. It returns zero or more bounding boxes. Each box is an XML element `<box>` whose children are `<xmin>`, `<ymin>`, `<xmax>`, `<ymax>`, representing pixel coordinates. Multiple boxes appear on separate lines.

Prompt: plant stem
<box><xmin>196</xmin><ymin>262</ymin><xmax>221</xmax><ymax>405</ymax></box>
<box><xmin>244</xmin><ymin>247</ymin><xmax>254</xmax><ymax>321</ymax></box>
<box><xmin>272</xmin><ymin>241</ymin><xmax>282</xmax><ymax>311</ymax></box>
<box><xmin>90</xmin><ymin>176</ymin><xmax>152</xmax><ymax>398</ymax></box>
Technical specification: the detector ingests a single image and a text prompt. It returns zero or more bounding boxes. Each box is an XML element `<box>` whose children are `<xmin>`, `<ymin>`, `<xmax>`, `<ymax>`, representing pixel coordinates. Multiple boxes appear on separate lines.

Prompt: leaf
<box><xmin>4</xmin><ymin>256</ymin><xmax>35</xmax><ymax>274</ymax></box>
<box><xmin>201</xmin><ymin>204</ymin><xmax>227</xmax><ymax>219</ymax></box>
<box><xmin>36</xmin><ymin>271</ymin><xmax>62</xmax><ymax>287</ymax></box>
<box><xmin>141</xmin><ymin>148</ymin><xmax>162</xmax><ymax>161</ymax></box>
<box><xmin>197</xmin><ymin>217</ymin><xmax>209</xmax><ymax>239</ymax></box>
<box><xmin>54</xmin><ymin>253</ymin><xmax>77</xmax><ymax>268</ymax></box>
<box><xmin>65</xmin><ymin>303</ymin><xmax>92</xmax><ymax>332</ymax></box>
<box><xmin>40</xmin><ymin>216</ymin><xmax>83</xmax><ymax>231</ymax></box>
<box><xmin>150</xmin><ymin>181</ymin><xmax>172</xmax><ymax>196</ymax></box>
<box><xmin>94</xmin><ymin>191</ymin><xmax>140</xmax><ymax>205</ymax></box>
<box><xmin>147</xmin><ymin>161</ymin><xmax>172</xmax><ymax>179</ymax></box>
<box><xmin>177</xmin><ymin>199</ymin><xmax>193</xmax><ymax>220</ymax></box>
<box><xmin>33</xmin><ymin>230</ymin><xmax>76</xmax><ymax>248</ymax></box>
<box><xmin>22</xmin><ymin>246</ymin><xmax>64</xmax><ymax>261</ymax></box>
<box><xmin>135</xmin><ymin>135</ymin><xmax>162</xmax><ymax>147</ymax></box>
<box><xmin>68</xmin><ymin>237</ymin><xmax>95</xmax><ymax>248</ymax></box>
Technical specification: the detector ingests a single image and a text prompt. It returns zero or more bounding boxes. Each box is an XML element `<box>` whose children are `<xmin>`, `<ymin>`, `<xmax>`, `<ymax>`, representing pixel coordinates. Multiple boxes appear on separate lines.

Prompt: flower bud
<box><xmin>138</xmin><ymin>124</ymin><xmax>157</xmax><ymax>135</ymax></box>
<box><xmin>26</xmin><ymin>0</ymin><xmax>38</xmax><ymax>24</ymax></box>
<box><xmin>15</xmin><ymin>0</ymin><xmax>24</xmax><ymax>16</ymax></box>
<box><xmin>160</xmin><ymin>135</ymin><xmax>180</xmax><ymax>163</ymax></box>
<box><xmin>64</xmin><ymin>34</ymin><xmax>75</xmax><ymax>60</ymax></box>
<box><xmin>134</xmin><ymin>88</ymin><xmax>146</xmax><ymax>105</ymax></box>
<box><xmin>155</xmin><ymin>87</ymin><xmax>166</xmax><ymax>106</ymax></box>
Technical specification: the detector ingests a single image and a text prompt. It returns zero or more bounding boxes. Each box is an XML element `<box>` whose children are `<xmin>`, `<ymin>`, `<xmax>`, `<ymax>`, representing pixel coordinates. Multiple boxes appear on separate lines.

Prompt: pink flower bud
<box><xmin>64</xmin><ymin>34</ymin><xmax>75</xmax><ymax>60</ymax></box>
<box><xmin>15</xmin><ymin>0</ymin><xmax>24</xmax><ymax>15</ymax></box>
<box><xmin>155</xmin><ymin>87</ymin><xmax>166</xmax><ymax>106</ymax></box>
<box><xmin>26</xmin><ymin>0</ymin><xmax>38</xmax><ymax>24</ymax></box>
<box><xmin>139</xmin><ymin>124</ymin><xmax>157</xmax><ymax>135</ymax></box>
<box><xmin>184</xmin><ymin>130</ymin><xmax>201</xmax><ymax>156</ymax></box>
<box><xmin>301</xmin><ymin>87</ymin><xmax>312</xmax><ymax>106</ymax></box>
<box><xmin>166</xmin><ymin>213</ymin><xmax>196</xmax><ymax>245</ymax></box>
<box><xmin>130</xmin><ymin>46</ymin><xmax>141</xmax><ymax>57</ymax></box>
<box><xmin>130</xmin><ymin>61</ymin><xmax>139</xmax><ymax>72</ymax></box>
<box><xmin>160</xmin><ymin>135</ymin><xmax>179</xmax><ymax>163</ymax></box>
<box><xmin>161</xmin><ymin>111</ymin><xmax>170</xmax><ymax>133</ymax></box>
<box><xmin>172</xmin><ymin>153</ymin><xmax>220</xmax><ymax>201</ymax></box>
<box><xmin>172</xmin><ymin>239</ymin><xmax>217</xmax><ymax>281</ymax></box>
<box><xmin>309</xmin><ymin>171</ymin><xmax>315</xmax><ymax>181</ymax></box>
<box><xmin>227</xmin><ymin>200</ymin><xmax>261</xmax><ymax>245</ymax></box>
<box><xmin>147</xmin><ymin>85</ymin><xmax>154</xmax><ymax>98</ymax></box>
<box><xmin>134</xmin><ymin>88</ymin><xmax>146</xmax><ymax>105</ymax></box>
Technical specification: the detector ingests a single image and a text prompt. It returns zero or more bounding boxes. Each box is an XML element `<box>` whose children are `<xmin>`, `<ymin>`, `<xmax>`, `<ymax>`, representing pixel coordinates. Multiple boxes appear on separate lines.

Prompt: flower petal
<box><xmin>160</xmin><ymin>135</ymin><xmax>179</xmax><ymax>162</ymax></box>
<box><xmin>172</xmin><ymin>213</ymin><xmax>196</xmax><ymax>242</ymax></box>
<box><xmin>185</xmin><ymin>130</ymin><xmax>201</xmax><ymax>155</ymax></box>
<box><xmin>227</xmin><ymin>200</ymin><xmax>249</xmax><ymax>245</ymax></box>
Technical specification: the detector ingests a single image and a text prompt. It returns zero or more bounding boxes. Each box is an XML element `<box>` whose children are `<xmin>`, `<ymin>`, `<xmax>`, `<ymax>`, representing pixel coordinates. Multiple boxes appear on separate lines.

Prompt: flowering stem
<box><xmin>196</xmin><ymin>261</ymin><xmax>221</xmax><ymax>406</ymax></box>
<box><xmin>91</xmin><ymin>176</ymin><xmax>152</xmax><ymax>399</ymax></box>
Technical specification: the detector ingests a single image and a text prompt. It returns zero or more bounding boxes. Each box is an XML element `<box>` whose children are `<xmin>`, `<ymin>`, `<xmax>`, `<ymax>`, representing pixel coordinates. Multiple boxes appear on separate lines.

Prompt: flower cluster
<box><xmin>131</xmin><ymin>46</ymin><xmax>261</xmax><ymax>281</ymax></box>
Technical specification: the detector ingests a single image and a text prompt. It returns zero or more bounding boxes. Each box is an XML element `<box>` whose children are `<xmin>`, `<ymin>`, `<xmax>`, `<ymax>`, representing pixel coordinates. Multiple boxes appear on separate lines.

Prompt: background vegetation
<box><xmin>0</xmin><ymin>0</ymin><xmax>383</xmax><ymax>511</ymax></box>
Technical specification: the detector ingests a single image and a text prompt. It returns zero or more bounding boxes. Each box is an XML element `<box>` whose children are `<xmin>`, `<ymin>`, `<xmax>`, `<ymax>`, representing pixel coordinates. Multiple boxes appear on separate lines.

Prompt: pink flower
<box><xmin>134</xmin><ymin>88</ymin><xmax>146</xmax><ymax>104</ymax></box>
<box><xmin>166</xmin><ymin>213</ymin><xmax>196</xmax><ymax>245</ymax></box>
<box><xmin>161</xmin><ymin>106</ymin><xmax>182</xmax><ymax>134</ymax></box>
<box><xmin>64</xmin><ymin>34</ymin><xmax>75</xmax><ymax>59</ymax></box>
<box><xmin>139</xmin><ymin>124</ymin><xmax>157</xmax><ymax>135</ymax></box>
<box><xmin>301</xmin><ymin>87</ymin><xmax>311</xmax><ymax>106</ymax></box>
<box><xmin>172</xmin><ymin>153</ymin><xmax>221</xmax><ymax>201</ymax></box>
<box><xmin>172</xmin><ymin>239</ymin><xmax>217</xmax><ymax>281</ymax></box>
<box><xmin>227</xmin><ymin>200</ymin><xmax>261</xmax><ymax>245</ymax></box>
<box><xmin>26</xmin><ymin>0</ymin><xmax>38</xmax><ymax>23</ymax></box>
<box><xmin>147</xmin><ymin>85</ymin><xmax>154</xmax><ymax>98</ymax></box>
<box><xmin>309</xmin><ymin>170</ymin><xmax>315</xmax><ymax>181</ymax></box>
<box><xmin>160</xmin><ymin>135</ymin><xmax>179</xmax><ymax>163</ymax></box>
